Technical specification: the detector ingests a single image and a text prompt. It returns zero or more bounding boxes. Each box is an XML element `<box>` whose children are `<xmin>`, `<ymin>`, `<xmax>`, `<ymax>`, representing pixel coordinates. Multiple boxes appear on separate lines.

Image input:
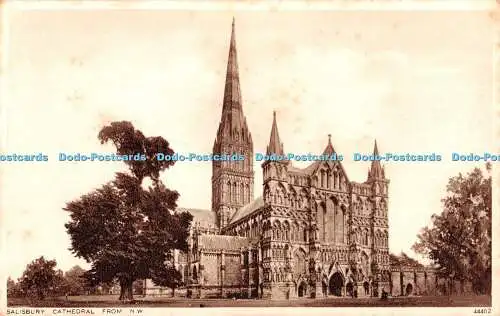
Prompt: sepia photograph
<box><xmin>0</xmin><ymin>0</ymin><xmax>497</xmax><ymax>314</ymax></box>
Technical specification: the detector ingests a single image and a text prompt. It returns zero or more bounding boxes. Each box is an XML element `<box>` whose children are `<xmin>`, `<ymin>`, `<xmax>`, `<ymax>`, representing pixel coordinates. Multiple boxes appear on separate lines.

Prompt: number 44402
<box><xmin>473</xmin><ymin>308</ymin><xmax>491</xmax><ymax>314</ymax></box>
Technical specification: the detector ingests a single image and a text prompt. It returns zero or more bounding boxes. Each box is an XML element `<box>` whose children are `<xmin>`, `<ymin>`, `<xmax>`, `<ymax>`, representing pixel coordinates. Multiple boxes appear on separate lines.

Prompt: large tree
<box><xmin>150</xmin><ymin>253</ymin><xmax>183</xmax><ymax>297</ymax></box>
<box><xmin>18</xmin><ymin>256</ymin><xmax>61</xmax><ymax>300</ymax></box>
<box><xmin>61</xmin><ymin>265</ymin><xmax>87</xmax><ymax>295</ymax></box>
<box><xmin>412</xmin><ymin>164</ymin><xmax>492</xmax><ymax>294</ymax></box>
<box><xmin>64</xmin><ymin>121</ymin><xmax>192</xmax><ymax>302</ymax></box>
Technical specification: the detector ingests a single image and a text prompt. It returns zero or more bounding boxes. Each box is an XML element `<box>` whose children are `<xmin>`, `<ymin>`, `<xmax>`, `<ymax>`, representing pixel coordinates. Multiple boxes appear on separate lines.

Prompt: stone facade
<box><xmin>144</xmin><ymin>19</ymin><xmax>467</xmax><ymax>299</ymax></box>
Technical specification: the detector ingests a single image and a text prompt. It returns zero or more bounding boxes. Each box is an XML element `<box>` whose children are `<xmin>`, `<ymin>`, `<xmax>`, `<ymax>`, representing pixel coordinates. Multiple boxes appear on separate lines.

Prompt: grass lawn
<box><xmin>7</xmin><ymin>294</ymin><xmax>492</xmax><ymax>308</ymax></box>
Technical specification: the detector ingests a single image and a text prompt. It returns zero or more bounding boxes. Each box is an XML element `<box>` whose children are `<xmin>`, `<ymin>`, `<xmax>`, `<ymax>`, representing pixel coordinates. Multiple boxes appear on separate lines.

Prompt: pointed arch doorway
<box><xmin>329</xmin><ymin>272</ymin><xmax>344</xmax><ymax>296</ymax></box>
<box><xmin>298</xmin><ymin>281</ymin><xmax>308</xmax><ymax>298</ymax></box>
<box><xmin>406</xmin><ymin>283</ymin><xmax>413</xmax><ymax>296</ymax></box>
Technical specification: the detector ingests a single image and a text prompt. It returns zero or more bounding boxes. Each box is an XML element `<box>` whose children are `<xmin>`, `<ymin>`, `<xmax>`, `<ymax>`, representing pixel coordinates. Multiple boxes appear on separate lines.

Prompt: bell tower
<box><xmin>212</xmin><ymin>19</ymin><xmax>254</xmax><ymax>230</ymax></box>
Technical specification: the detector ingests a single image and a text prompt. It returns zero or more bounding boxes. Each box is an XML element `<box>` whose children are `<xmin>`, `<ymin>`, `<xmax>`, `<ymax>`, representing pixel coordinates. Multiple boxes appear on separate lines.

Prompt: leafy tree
<box><xmin>97</xmin><ymin>121</ymin><xmax>175</xmax><ymax>183</ymax></box>
<box><xmin>99</xmin><ymin>280</ymin><xmax>119</xmax><ymax>295</ymax></box>
<box><xmin>52</xmin><ymin>269</ymin><xmax>67</xmax><ymax>296</ymax></box>
<box><xmin>60</xmin><ymin>265</ymin><xmax>87</xmax><ymax>295</ymax></box>
<box><xmin>7</xmin><ymin>277</ymin><xmax>23</xmax><ymax>298</ymax></box>
<box><xmin>64</xmin><ymin>121</ymin><xmax>192</xmax><ymax>302</ymax></box>
<box><xmin>133</xmin><ymin>280</ymin><xmax>145</xmax><ymax>295</ymax></box>
<box><xmin>150</xmin><ymin>254</ymin><xmax>183</xmax><ymax>297</ymax></box>
<box><xmin>18</xmin><ymin>257</ymin><xmax>60</xmax><ymax>300</ymax></box>
<box><xmin>7</xmin><ymin>277</ymin><xmax>15</xmax><ymax>295</ymax></box>
<box><xmin>413</xmin><ymin>164</ymin><xmax>492</xmax><ymax>294</ymax></box>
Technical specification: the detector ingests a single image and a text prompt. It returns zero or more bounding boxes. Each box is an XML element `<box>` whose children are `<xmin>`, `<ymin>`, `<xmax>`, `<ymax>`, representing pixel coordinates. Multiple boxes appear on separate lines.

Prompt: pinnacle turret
<box><xmin>369</xmin><ymin>139</ymin><xmax>384</xmax><ymax>179</ymax></box>
<box><xmin>322</xmin><ymin>134</ymin><xmax>335</xmax><ymax>155</ymax></box>
<box><xmin>266</xmin><ymin>111</ymin><xmax>284</xmax><ymax>156</ymax></box>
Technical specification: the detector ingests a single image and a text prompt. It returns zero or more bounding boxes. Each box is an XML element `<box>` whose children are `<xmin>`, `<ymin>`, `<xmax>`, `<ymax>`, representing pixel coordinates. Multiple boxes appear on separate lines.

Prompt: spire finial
<box><xmin>230</xmin><ymin>17</ymin><xmax>236</xmax><ymax>43</ymax></box>
<box><xmin>273</xmin><ymin>110</ymin><xmax>276</xmax><ymax>118</ymax></box>
<box><xmin>322</xmin><ymin>133</ymin><xmax>334</xmax><ymax>155</ymax></box>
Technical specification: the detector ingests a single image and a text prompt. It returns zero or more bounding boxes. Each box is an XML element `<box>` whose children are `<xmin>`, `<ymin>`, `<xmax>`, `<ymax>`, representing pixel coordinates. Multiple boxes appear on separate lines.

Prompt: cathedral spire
<box><xmin>369</xmin><ymin>139</ymin><xmax>384</xmax><ymax>179</ymax></box>
<box><xmin>373</xmin><ymin>139</ymin><xmax>379</xmax><ymax>156</ymax></box>
<box><xmin>214</xmin><ymin>18</ymin><xmax>250</xmax><ymax>142</ymax></box>
<box><xmin>266</xmin><ymin>111</ymin><xmax>284</xmax><ymax>155</ymax></box>
<box><xmin>222</xmin><ymin>17</ymin><xmax>242</xmax><ymax>113</ymax></box>
<box><xmin>212</xmin><ymin>19</ymin><xmax>254</xmax><ymax>231</ymax></box>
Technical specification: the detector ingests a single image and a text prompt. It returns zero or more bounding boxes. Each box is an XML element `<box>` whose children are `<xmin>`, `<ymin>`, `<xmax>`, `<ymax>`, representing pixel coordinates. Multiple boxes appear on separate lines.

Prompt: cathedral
<box><xmin>147</xmin><ymin>19</ymin><xmax>392</xmax><ymax>300</ymax></box>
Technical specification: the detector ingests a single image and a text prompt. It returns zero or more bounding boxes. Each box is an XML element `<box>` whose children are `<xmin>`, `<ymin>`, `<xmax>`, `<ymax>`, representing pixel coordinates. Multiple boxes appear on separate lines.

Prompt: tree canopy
<box><xmin>8</xmin><ymin>262</ymin><xmax>96</xmax><ymax>300</ymax></box>
<box><xmin>64</xmin><ymin>121</ymin><xmax>192</xmax><ymax>301</ymax></box>
<box><xmin>98</xmin><ymin>121</ymin><xmax>174</xmax><ymax>183</ymax></box>
<box><xmin>7</xmin><ymin>277</ymin><xmax>23</xmax><ymax>298</ymax></box>
<box><xmin>60</xmin><ymin>265</ymin><xmax>87</xmax><ymax>295</ymax></box>
<box><xmin>17</xmin><ymin>256</ymin><xmax>61</xmax><ymax>300</ymax></box>
<box><xmin>412</xmin><ymin>164</ymin><xmax>491</xmax><ymax>294</ymax></box>
<box><xmin>389</xmin><ymin>252</ymin><xmax>424</xmax><ymax>268</ymax></box>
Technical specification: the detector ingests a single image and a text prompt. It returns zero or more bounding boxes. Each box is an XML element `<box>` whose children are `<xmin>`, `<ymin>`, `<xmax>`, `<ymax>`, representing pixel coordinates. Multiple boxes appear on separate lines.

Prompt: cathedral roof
<box><xmin>286</xmin><ymin>165</ymin><xmax>307</xmax><ymax>174</ymax></box>
<box><xmin>278</xmin><ymin>135</ymin><xmax>349</xmax><ymax>178</ymax></box>
<box><xmin>297</xmin><ymin>135</ymin><xmax>350</xmax><ymax>182</ymax></box>
<box><xmin>303</xmin><ymin>161</ymin><xmax>321</xmax><ymax>174</ymax></box>
<box><xmin>198</xmin><ymin>234</ymin><xmax>249</xmax><ymax>251</ymax></box>
<box><xmin>285</xmin><ymin>161</ymin><xmax>322</xmax><ymax>175</ymax></box>
<box><xmin>228</xmin><ymin>196</ymin><xmax>264</xmax><ymax>225</ymax></box>
<box><xmin>177</xmin><ymin>207</ymin><xmax>215</xmax><ymax>229</ymax></box>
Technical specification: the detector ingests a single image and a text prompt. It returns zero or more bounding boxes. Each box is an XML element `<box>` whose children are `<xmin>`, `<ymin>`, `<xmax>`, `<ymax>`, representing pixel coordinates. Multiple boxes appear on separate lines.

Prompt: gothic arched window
<box><xmin>192</xmin><ymin>266</ymin><xmax>198</xmax><ymax>281</ymax></box>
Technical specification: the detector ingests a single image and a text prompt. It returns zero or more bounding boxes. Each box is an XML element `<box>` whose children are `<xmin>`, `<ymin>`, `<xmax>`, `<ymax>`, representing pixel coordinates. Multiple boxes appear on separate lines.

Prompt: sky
<box><xmin>0</xmin><ymin>5</ymin><xmax>495</xmax><ymax>279</ymax></box>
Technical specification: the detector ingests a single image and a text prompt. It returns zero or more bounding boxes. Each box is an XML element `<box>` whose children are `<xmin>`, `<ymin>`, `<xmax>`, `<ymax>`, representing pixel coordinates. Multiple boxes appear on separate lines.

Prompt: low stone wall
<box><xmin>144</xmin><ymin>268</ymin><xmax>474</xmax><ymax>300</ymax></box>
<box><xmin>145</xmin><ymin>286</ymin><xmax>187</xmax><ymax>297</ymax></box>
<box><xmin>390</xmin><ymin>267</ymin><xmax>472</xmax><ymax>297</ymax></box>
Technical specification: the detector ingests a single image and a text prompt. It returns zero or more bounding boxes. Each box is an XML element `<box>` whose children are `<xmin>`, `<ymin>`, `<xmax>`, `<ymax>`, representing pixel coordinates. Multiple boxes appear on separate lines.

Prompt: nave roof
<box><xmin>198</xmin><ymin>234</ymin><xmax>249</xmax><ymax>251</ymax></box>
<box><xmin>177</xmin><ymin>207</ymin><xmax>215</xmax><ymax>229</ymax></box>
<box><xmin>228</xmin><ymin>196</ymin><xmax>264</xmax><ymax>225</ymax></box>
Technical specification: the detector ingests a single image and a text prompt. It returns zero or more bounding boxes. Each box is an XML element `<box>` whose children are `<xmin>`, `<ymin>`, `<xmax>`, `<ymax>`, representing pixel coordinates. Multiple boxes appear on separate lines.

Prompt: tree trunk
<box><xmin>119</xmin><ymin>279</ymin><xmax>134</xmax><ymax>302</ymax></box>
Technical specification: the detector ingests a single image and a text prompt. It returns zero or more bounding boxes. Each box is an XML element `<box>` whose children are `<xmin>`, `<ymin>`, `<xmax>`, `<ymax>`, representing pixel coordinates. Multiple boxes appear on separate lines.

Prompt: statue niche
<box><xmin>334</xmin><ymin>205</ymin><xmax>345</xmax><ymax>244</ymax></box>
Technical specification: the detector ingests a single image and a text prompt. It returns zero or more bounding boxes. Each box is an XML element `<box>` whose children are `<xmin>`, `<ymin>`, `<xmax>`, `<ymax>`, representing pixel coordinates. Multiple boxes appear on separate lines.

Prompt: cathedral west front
<box><xmin>147</xmin><ymin>19</ymin><xmax>392</xmax><ymax>300</ymax></box>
